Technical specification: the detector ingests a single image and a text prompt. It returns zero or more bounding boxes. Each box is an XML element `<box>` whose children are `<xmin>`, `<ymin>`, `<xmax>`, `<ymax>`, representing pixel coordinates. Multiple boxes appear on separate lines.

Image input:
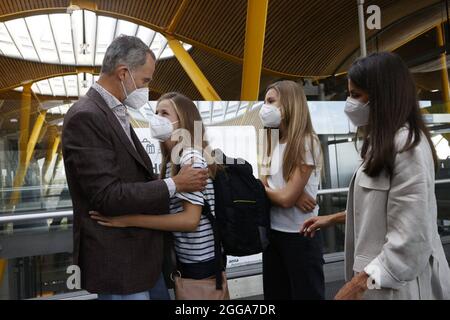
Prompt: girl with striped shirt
<box><xmin>90</xmin><ymin>92</ymin><xmax>222</xmax><ymax>285</ymax></box>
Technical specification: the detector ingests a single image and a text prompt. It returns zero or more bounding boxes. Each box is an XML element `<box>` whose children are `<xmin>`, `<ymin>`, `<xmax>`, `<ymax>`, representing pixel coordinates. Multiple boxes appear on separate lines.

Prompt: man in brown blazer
<box><xmin>62</xmin><ymin>36</ymin><xmax>208</xmax><ymax>300</ymax></box>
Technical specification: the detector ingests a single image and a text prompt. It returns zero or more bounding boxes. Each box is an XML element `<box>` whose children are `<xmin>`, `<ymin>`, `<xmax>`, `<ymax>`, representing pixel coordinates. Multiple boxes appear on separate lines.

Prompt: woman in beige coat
<box><xmin>302</xmin><ymin>52</ymin><xmax>450</xmax><ymax>300</ymax></box>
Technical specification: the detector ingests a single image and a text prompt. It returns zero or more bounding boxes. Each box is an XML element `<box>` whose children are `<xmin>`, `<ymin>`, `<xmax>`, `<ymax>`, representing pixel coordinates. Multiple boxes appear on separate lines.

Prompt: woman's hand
<box><xmin>89</xmin><ymin>211</ymin><xmax>131</xmax><ymax>228</ymax></box>
<box><xmin>301</xmin><ymin>211</ymin><xmax>347</xmax><ymax>237</ymax></box>
<box><xmin>334</xmin><ymin>272</ymin><xmax>369</xmax><ymax>300</ymax></box>
<box><xmin>296</xmin><ymin>192</ymin><xmax>317</xmax><ymax>212</ymax></box>
<box><xmin>300</xmin><ymin>215</ymin><xmax>333</xmax><ymax>237</ymax></box>
<box><xmin>260</xmin><ymin>177</ymin><xmax>269</xmax><ymax>188</ymax></box>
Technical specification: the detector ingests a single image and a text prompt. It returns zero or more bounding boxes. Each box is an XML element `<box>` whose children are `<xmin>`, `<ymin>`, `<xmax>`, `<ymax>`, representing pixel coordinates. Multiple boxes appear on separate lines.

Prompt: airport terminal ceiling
<box><xmin>0</xmin><ymin>1</ymin><xmax>446</xmax><ymax>93</ymax></box>
<box><xmin>0</xmin><ymin>0</ymin><xmax>450</xmax><ymax>135</ymax></box>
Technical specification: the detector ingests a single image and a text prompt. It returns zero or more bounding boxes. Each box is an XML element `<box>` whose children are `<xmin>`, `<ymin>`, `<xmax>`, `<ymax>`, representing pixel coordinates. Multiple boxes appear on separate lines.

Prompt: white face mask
<box><xmin>259</xmin><ymin>103</ymin><xmax>282</xmax><ymax>128</ymax></box>
<box><xmin>345</xmin><ymin>97</ymin><xmax>370</xmax><ymax>127</ymax></box>
<box><xmin>121</xmin><ymin>70</ymin><xmax>149</xmax><ymax>110</ymax></box>
<box><xmin>148</xmin><ymin>112</ymin><xmax>179</xmax><ymax>142</ymax></box>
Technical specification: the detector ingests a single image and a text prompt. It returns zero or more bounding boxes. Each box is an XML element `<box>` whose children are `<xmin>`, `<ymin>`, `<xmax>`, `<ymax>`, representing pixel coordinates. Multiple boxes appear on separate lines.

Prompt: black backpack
<box><xmin>202</xmin><ymin>149</ymin><xmax>271</xmax><ymax>289</ymax></box>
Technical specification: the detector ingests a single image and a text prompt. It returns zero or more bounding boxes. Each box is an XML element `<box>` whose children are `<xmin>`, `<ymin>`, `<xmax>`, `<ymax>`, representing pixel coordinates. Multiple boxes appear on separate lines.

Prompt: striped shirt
<box><xmin>165</xmin><ymin>149</ymin><xmax>216</xmax><ymax>264</ymax></box>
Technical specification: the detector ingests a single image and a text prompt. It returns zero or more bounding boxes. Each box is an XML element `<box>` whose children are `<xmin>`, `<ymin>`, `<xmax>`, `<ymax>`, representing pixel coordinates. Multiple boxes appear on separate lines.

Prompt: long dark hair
<box><xmin>348</xmin><ymin>52</ymin><xmax>438</xmax><ymax>177</ymax></box>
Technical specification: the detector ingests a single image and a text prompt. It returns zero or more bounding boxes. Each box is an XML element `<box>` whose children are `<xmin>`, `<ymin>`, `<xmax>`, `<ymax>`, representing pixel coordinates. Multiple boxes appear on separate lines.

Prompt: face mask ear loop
<box><xmin>128</xmin><ymin>69</ymin><xmax>138</xmax><ymax>91</ymax></box>
<box><xmin>120</xmin><ymin>80</ymin><xmax>128</xmax><ymax>100</ymax></box>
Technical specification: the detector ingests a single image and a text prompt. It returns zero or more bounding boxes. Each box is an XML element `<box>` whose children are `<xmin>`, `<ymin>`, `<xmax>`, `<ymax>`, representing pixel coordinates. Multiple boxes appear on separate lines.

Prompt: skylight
<box><xmin>0</xmin><ymin>10</ymin><xmax>191</xmax><ymax>66</ymax></box>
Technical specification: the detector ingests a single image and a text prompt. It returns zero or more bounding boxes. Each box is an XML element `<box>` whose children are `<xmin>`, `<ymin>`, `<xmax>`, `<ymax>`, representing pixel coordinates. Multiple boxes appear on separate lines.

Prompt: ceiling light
<box><xmin>66</xmin><ymin>4</ymin><xmax>81</xmax><ymax>15</ymax></box>
<box><xmin>80</xmin><ymin>43</ymin><xmax>90</xmax><ymax>55</ymax></box>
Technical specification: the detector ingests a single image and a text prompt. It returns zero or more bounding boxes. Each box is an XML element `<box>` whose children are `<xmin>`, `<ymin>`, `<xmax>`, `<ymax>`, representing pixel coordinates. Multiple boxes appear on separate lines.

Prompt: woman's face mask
<box><xmin>148</xmin><ymin>112</ymin><xmax>179</xmax><ymax>142</ymax></box>
<box><xmin>259</xmin><ymin>103</ymin><xmax>282</xmax><ymax>128</ymax></box>
<box><xmin>344</xmin><ymin>97</ymin><xmax>370</xmax><ymax>127</ymax></box>
<box><xmin>150</xmin><ymin>101</ymin><xmax>180</xmax><ymax>142</ymax></box>
<box><xmin>121</xmin><ymin>69</ymin><xmax>149</xmax><ymax>110</ymax></box>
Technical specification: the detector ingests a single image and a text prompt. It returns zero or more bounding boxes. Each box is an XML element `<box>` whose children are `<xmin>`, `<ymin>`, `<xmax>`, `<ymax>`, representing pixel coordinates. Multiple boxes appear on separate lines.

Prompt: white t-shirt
<box><xmin>267</xmin><ymin>138</ymin><xmax>321</xmax><ymax>233</ymax></box>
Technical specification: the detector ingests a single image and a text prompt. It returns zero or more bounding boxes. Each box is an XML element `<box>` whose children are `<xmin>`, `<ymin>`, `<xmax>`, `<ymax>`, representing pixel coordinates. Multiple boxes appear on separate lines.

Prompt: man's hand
<box><xmin>296</xmin><ymin>192</ymin><xmax>317</xmax><ymax>212</ymax></box>
<box><xmin>334</xmin><ymin>272</ymin><xmax>369</xmax><ymax>300</ymax></box>
<box><xmin>172</xmin><ymin>165</ymin><xmax>208</xmax><ymax>193</ymax></box>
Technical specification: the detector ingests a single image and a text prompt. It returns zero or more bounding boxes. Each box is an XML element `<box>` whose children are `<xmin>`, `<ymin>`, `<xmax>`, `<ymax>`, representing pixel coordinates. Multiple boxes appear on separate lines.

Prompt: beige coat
<box><xmin>345</xmin><ymin>127</ymin><xmax>450</xmax><ymax>300</ymax></box>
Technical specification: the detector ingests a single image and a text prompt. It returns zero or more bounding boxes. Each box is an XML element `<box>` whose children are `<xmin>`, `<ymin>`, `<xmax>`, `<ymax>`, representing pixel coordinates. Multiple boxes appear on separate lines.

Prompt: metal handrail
<box><xmin>1</xmin><ymin>179</ymin><xmax>449</xmax><ymax>224</ymax></box>
<box><xmin>0</xmin><ymin>210</ymin><xmax>72</xmax><ymax>224</ymax></box>
<box><xmin>0</xmin><ymin>184</ymin><xmax>67</xmax><ymax>193</ymax></box>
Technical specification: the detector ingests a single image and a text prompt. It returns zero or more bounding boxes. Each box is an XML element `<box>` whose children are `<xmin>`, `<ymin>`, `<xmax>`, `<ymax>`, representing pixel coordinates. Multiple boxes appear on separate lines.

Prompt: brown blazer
<box><xmin>62</xmin><ymin>88</ymin><xmax>170</xmax><ymax>295</ymax></box>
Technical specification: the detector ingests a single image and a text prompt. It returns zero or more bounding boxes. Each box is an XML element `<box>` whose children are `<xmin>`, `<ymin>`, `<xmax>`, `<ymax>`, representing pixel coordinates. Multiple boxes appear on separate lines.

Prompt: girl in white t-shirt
<box><xmin>260</xmin><ymin>80</ymin><xmax>325</xmax><ymax>300</ymax></box>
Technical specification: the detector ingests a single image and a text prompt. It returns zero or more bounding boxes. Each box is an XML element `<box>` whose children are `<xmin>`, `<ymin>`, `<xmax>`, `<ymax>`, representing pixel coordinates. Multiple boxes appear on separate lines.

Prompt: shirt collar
<box><xmin>92</xmin><ymin>82</ymin><xmax>123</xmax><ymax>110</ymax></box>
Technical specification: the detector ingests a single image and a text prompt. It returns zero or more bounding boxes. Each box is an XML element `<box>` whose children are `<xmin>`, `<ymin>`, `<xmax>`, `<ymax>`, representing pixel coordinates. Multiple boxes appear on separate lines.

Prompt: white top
<box><xmin>164</xmin><ymin>148</ymin><xmax>216</xmax><ymax>264</ymax></box>
<box><xmin>267</xmin><ymin>138</ymin><xmax>321</xmax><ymax>233</ymax></box>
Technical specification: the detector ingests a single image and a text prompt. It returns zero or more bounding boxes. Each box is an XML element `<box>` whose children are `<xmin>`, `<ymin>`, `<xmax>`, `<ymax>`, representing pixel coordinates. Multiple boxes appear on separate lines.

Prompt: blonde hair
<box><xmin>264</xmin><ymin>80</ymin><xmax>322</xmax><ymax>181</ymax></box>
<box><xmin>157</xmin><ymin>92</ymin><xmax>220</xmax><ymax>179</ymax></box>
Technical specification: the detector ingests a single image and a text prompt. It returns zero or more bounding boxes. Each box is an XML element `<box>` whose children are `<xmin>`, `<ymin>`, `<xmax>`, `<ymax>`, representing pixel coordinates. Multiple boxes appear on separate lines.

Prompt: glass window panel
<box><xmin>36</xmin><ymin>80</ymin><xmax>53</xmax><ymax>96</ymax></box>
<box><xmin>225</xmin><ymin>102</ymin><xmax>239</xmax><ymax>114</ymax></box>
<box><xmin>49</xmin><ymin>14</ymin><xmax>75</xmax><ymax>65</ymax></box>
<box><xmin>0</xmin><ymin>22</ymin><xmax>22</xmax><ymax>58</ymax></box>
<box><xmin>157</xmin><ymin>40</ymin><xmax>169</xmax><ymax>59</ymax></box>
<box><xmin>150</xmin><ymin>33</ymin><xmax>166</xmax><ymax>54</ymax></box>
<box><xmin>136</xmin><ymin>26</ymin><xmax>155</xmax><ymax>46</ymax></box>
<box><xmin>197</xmin><ymin>101</ymin><xmax>211</xmax><ymax>114</ymax></box>
<box><xmin>236</xmin><ymin>106</ymin><xmax>247</xmax><ymax>117</ymax></box>
<box><xmin>252</xmin><ymin>102</ymin><xmax>263</xmax><ymax>110</ymax></box>
<box><xmin>31</xmin><ymin>83</ymin><xmax>40</xmax><ymax>95</ymax></box>
<box><xmin>433</xmin><ymin>135</ymin><xmax>450</xmax><ymax>160</ymax></box>
<box><xmin>48</xmin><ymin>77</ymin><xmax>66</xmax><ymax>96</ymax></box>
<box><xmin>63</xmin><ymin>75</ymin><xmax>78</xmax><ymax>96</ymax></box>
<box><xmin>95</xmin><ymin>16</ymin><xmax>116</xmax><ymax>65</ymax></box>
<box><xmin>5</xmin><ymin>18</ymin><xmax>38</xmax><ymax>61</ymax></box>
<box><xmin>48</xmin><ymin>103</ymin><xmax>71</xmax><ymax>115</ymax></box>
<box><xmin>213</xmin><ymin>102</ymin><xmax>225</xmax><ymax>115</ymax></box>
<box><xmin>26</xmin><ymin>15</ymin><xmax>59</xmax><ymax>63</ymax></box>
<box><xmin>115</xmin><ymin>19</ymin><xmax>138</xmax><ymax>38</ymax></box>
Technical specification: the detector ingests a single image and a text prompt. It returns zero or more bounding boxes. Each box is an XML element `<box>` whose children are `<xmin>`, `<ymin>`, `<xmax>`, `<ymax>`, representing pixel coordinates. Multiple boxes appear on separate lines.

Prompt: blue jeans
<box><xmin>97</xmin><ymin>273</ymin><xmax>170</xmax><ymax>300</ymax></box>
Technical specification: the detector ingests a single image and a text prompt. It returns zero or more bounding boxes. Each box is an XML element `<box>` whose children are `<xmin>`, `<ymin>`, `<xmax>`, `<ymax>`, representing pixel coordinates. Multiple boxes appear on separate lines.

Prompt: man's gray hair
<box><xmin>101</xmin><ymin>35</ymin><xmax>156</xmax><ymax>74</ymax></box>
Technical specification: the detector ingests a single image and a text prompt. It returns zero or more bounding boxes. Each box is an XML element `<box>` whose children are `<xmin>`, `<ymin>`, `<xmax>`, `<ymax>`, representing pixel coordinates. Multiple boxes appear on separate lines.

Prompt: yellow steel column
<box><xmin>19</xmin><ymin>83</ymin><xmax>32</xmax><ymax>168</ymax></box>
<box><xmin>0</xmin><ymin>259</ymin><xmax>6</xmax><ymax>287</ymax></box>
<box><xmin>42</xmin><ymin>128</ymin><xmax>60</xmax><ymax>181</ymax></box>
<box><xmin>45</xmin><ymin>151</ymin><xmax>63</xmax><ymax>198</ymax></box>
<box><xmin>437</xmin><ymin>24</ymin><xmax>450</xmax><ymax>113</ymax></box>
<box><xmin>166</xmin><ymin>0</ymin><xmax>190</xmax><ymax>33</ymax></box>
<box><xmin>167</xmin><ymin>37</ymin><xmax>221</xmax><ymax>100</ymax></box>
<box><xmin>240</xmin><ymin>0</ymin><xmax>269</xmax><ymax>101</ymax></box>
<box><xmin>9</xmin><ymin>111</ymin><xmax>48</xmax><ymax>208</ymax></box>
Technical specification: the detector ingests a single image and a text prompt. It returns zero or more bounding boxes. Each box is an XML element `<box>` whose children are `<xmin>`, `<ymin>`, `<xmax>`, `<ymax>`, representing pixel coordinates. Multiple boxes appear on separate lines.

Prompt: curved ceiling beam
<box><xmin>0</xmin><ymin>6</ymin><xmax>301</xmax><ymax>79</ymax></box>
<box><xmin>0</xmin><ymin>1</ymin><xmax>443</xmax><ymax>80</ymax></box>
<box><xmin>0</xmin><ymin>63</ymin><xmax>165</xmax><ymax>97</ymax></box>
<box><xmin>332</xmin><ymin>1</ymin><xmax>445</xmax><ymax>76</ymax></box>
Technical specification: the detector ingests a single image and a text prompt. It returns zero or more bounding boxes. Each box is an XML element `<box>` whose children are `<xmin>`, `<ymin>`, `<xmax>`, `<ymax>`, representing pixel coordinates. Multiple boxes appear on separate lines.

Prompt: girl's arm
<box><xmin>301</xmin><ymin>211</ymin><xmax>346</xmax><ymax>237</ymax></box>
<box><xmin>265</xmin><ymin>165</ymin><xmax>313</xmax><ymax>209</ymax></box>
<box><xmin>90</xmin><ymin>201</ymin><xmax>202</xmax><ymax>232</ymax></box>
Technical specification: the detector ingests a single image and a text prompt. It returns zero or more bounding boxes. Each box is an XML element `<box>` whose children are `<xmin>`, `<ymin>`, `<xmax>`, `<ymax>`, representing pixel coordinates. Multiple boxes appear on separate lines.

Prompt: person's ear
<box><xmin>116</xmin><ymin>66</ymin><xmax>128</xmax><ymax>82</ymax></box>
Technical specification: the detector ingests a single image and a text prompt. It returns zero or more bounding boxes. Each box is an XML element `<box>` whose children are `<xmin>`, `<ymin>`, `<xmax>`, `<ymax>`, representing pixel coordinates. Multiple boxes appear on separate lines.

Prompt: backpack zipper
<box><xmin>233</xmin><ymin>200</ymin><xmax>257</xmax><ymax>204</ymax></box>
